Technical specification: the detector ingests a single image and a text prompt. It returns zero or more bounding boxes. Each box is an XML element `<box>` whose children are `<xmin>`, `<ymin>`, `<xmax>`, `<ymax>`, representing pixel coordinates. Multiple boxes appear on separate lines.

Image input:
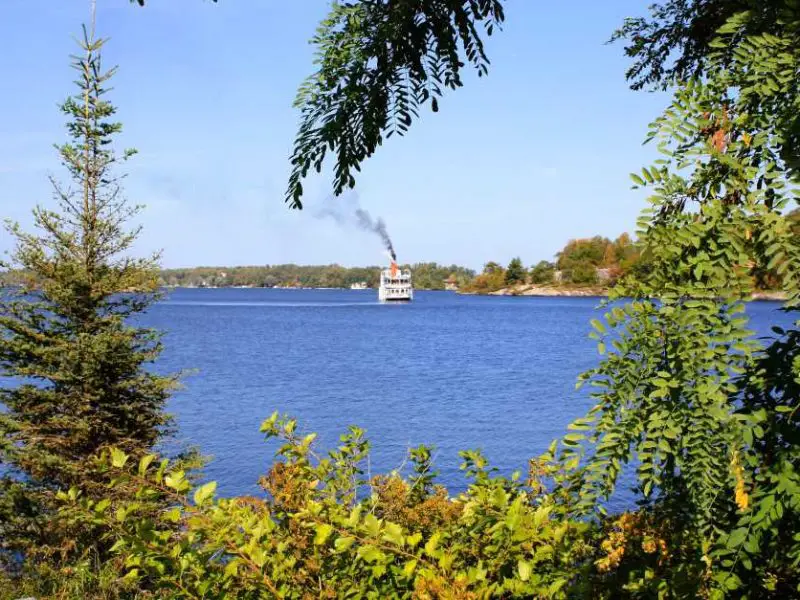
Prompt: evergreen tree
<box><xmin>0</xmin><ymin>14</ymin><xmax>177</xmax><ymax>562</ymax></box>
<box><xmin>504</xmin><ymin>257</ymin><xmax>526</xmax><ymax>285</ymax></box>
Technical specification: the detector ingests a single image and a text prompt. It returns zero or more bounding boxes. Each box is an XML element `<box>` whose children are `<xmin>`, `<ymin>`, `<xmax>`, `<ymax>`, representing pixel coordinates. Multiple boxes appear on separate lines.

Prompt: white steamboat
<box><xmin>378</xmin><ymin>262</ymin><xmax>413</xmax><ymax>302</ymax></box>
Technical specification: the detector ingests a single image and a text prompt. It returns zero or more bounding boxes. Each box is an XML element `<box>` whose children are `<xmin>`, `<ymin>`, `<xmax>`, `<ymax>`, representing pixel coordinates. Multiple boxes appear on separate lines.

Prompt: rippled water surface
<box><xmin>141</xmin><ymin>288</ymin><xmax>794</xmax><ymax>506</ymax></box>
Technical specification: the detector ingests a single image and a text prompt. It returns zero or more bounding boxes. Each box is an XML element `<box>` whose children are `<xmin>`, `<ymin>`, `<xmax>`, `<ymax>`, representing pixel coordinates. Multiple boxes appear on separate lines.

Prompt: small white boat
<box><xmin>350</xmin><ymin>282</ymin><xmax>368</xmax><ymax>290</ymax></box>
<box><xmin>378</xmin><ymin>262</ymin><xmax>413</xmax><ymax>302</ymax></box>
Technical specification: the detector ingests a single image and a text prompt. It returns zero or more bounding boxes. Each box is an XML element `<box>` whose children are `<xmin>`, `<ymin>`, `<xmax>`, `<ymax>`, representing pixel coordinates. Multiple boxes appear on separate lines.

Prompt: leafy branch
<box><xmin>286</xmin><ymin>0</ymin><xmax>505</xmax><ymax>208</ymax></box>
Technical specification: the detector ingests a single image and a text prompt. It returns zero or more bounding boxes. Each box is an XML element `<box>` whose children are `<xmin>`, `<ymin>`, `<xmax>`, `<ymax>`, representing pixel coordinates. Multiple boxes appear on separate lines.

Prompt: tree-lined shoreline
<box><xmin>157</xmin><ymin>263</ymin><xmax>475</xmax><ymax>290</ymax></box>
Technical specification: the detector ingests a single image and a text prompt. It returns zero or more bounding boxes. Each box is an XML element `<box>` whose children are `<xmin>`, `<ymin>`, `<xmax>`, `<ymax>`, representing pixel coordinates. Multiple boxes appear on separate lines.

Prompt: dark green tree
<box><xmin>568</xmin><ymin>263</ymin><xmax>597</xmax><ymax>285</ymax></box>
<box><xmin>504</xmin><ymin>257</ymin><xmax>526</xmax><ymax>286</ymax></box>
<box><xmin>529</xmin><ymin>260</ymin><xmax>555</xmax><ymax>285</ymax></box>
<box><xmin>0</xmin><ymin>16</ymin><xmax>178</xmax><ymax>564</ymax></box>
<box><xmin>482</xmin><ymin>261</ymin><xmax>503</xmax><ymax>275</ymax></box>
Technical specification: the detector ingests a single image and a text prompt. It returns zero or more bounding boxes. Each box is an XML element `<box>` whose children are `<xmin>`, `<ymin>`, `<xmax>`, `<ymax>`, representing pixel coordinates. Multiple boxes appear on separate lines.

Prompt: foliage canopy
<box><xmin>568</xmin><ymin>5</ymin><xmax>800</xmax><ymax>595</ymax></box>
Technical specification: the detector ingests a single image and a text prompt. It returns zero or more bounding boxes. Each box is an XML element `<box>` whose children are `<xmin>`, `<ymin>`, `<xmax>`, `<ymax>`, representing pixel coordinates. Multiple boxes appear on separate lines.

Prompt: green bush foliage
<box><xmin>556</xmin><ymin>234</ymin><xmax>641</xmax><ymax>286</ymax></box>
<box><xmin>56</xmin><ymin>417</ymin><xmax>603</xmax><ymax>599</ymax></box>
<box><xmin>529</xmin><ymin>261</ymin><xmax>556</xmax><ymax>285</ymax></box>
<box><xmin>461</xmin><ymin>262</ymin><xmax>507</xmax><ymax>293</ymax></box>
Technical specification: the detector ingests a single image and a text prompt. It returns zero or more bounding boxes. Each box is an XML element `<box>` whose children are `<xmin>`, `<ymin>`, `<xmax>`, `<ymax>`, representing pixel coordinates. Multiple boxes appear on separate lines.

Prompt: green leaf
<box><xmin>403</xmin><ymin>559</ymin><xmax>418</xmax><ymax>577</ymax></box>
<box><xmin>424</xmin><ymin>532</ymin><xmax>441</xmax><ymax>557</ymax></box>
<box><xmin>568</xmin><ymin>418</ymin><xmax>593</xmax><ymax>431</ymax></box>
<box><xmin>382</xmin><ymin>521</ymin><xmax>404</xmax><ymax>546</ymax></box>
<box><xmin>110</xmin><ymin>448</ymin><xmax>129</xmax><ymax>469</ymax></box>
<box><xmin>517</xmin><ymin>560</ymin><xmax>532</xmax><ymax>582</ymax></box>
<box><xmin>314</xmin><ymin>523</ymin><xmax>333</xmax><ymax>546</ymax></box>
<box><xmin>164</xmin><ymin>507</ymin><xmax>182</xmax><ymax>523</ymax></box>
<box><xmin>138</xmin><ymin>454</ymin><xmax>156</xmax><ymax>476</ymax></box>
<box><xmin>334</xmin><ymin>536</ymin><xmax>355</xmax><ymax>552</ymax></box>
<box><xmin>357</xmin><ymin>545</ymin><xmax>385</xmax><ymax>564</ymax></box>
<box><xmin>164</xmin><ymin>471</ymin><xmax>186</xmax><ymax>491</ymax></box>
<box><xmin>249</xmin><ymin>547</ymin><xmax>267</xmax><ymax>568</ymax></box>
<box><xmin>693</xmin><ymin>263</ymin><xmax>704</xmax><ymax>279</ymax></box>
<box><xmin>590</xmin><ymin>319</ymin><xmax>606</xmax><ymax>334</ymax></box>
<box><xmin>224</xmin><ymin>559</ymin><xmax>239</xmax><ymax>579</ymax></box>
<box><xmin>260</xmin><ymin>411</ymin><xmax>279</xmax><ymax>433</ymax></box>
<box><xmin>563</xmin><ymin>433</ymin><xmax>585</xmax><ymax>445</ymax></box>
<box><xmin>193</xmin><ymin>481</ymin><xmax>217</xmax><ymax>506</ymax></box>
<box><xmin>347</xmin><ymin>505</ymin><xmax>362</xmax><ymax>527</ymax></box>
<box><xmin>726</xmin><ymin>528</ymin><xmax>748</xmax><ymax>549</ymax></box>
<box><xmin>364</xmin><ymin>513</ymin><xmax>382</xmax><ymax>537</ymax></box>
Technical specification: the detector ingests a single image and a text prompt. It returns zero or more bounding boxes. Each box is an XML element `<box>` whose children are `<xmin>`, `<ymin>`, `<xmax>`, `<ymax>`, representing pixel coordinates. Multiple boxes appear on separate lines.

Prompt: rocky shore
<box><xmin>462</xmin><ymin>284</ymin><xmax>788</xmax><ymax>301</ymax></box>
<box><xmin>457</xmin><ymin>284</ymin><xmax>606</xmax><ymax>297</ymax></box>
<box><xmin>488</xmin><ymin>285</ymin><xmax>606</xmax><ymax>297</ymax></box>
<box><xmin>750</xmin><ymin>290</ymin><xmax>787</xmax><ymax>301</ymax></box>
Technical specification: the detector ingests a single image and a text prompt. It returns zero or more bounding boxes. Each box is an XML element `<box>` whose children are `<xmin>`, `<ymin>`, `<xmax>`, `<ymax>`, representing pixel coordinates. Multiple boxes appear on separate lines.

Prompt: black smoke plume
<box><xmin>354</xmin><ymin>208</ymin><xmax>396</xmax><ymax>261</ymax></box>
<box><xmin>316</xmin><ymin>193</ymin><xmax>397</xmax><ymax>261</ymax></box>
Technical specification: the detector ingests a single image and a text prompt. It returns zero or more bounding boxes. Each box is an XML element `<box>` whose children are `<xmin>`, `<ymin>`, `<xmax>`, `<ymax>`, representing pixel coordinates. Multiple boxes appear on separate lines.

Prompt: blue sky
<box><xmin>0</xmin><ymin>0</ymin><xmax>667</xmax><ymax>270</ymax></box>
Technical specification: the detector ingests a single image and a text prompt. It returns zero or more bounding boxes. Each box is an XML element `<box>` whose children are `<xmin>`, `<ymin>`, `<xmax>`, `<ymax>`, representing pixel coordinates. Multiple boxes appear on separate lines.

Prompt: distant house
<box><xmin>444</xmin><ymin>274</ymin><xmax>459</xmax><ymax>291</ymax></box>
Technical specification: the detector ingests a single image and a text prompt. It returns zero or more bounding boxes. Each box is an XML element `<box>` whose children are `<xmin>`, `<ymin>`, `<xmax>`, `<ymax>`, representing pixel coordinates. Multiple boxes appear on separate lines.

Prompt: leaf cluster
<box><xmin>286</xmin><ymin>0</ymin><xmax>504</xmax><ymax>208</ymax></box>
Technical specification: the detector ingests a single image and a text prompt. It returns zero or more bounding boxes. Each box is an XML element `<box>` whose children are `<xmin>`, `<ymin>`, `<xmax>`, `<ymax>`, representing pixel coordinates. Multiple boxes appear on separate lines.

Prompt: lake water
<box><xmin>143</xmin><ymin>288</ymin><xmax>794</xmax><ymax>508</ymax></box>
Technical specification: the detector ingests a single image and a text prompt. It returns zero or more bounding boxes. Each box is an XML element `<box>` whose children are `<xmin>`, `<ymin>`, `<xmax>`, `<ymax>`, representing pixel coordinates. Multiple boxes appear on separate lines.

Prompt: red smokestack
<box><xmin>390</xmin><ymin>261</ymin><xmax>398</xmax><ymax>277</ymax></box>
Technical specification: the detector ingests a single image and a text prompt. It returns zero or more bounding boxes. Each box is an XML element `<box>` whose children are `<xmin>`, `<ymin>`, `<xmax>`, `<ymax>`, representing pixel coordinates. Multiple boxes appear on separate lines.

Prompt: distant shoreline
<box><xmin>161</xmin><ymin>285</ymin><xmax>451</xmax><ymax>292</ymax></box>
<box><xmin>3</xmin><ymin>283</ymin><xmax>787</xmax><ymax>302</ymax></box>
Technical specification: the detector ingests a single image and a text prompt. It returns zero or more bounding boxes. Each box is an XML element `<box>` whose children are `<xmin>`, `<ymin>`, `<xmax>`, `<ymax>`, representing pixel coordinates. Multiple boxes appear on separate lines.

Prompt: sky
<box><xmin>0</xmin><ymin>0</ymin><xmax>668</xmax><ymax>270</ymax></box>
